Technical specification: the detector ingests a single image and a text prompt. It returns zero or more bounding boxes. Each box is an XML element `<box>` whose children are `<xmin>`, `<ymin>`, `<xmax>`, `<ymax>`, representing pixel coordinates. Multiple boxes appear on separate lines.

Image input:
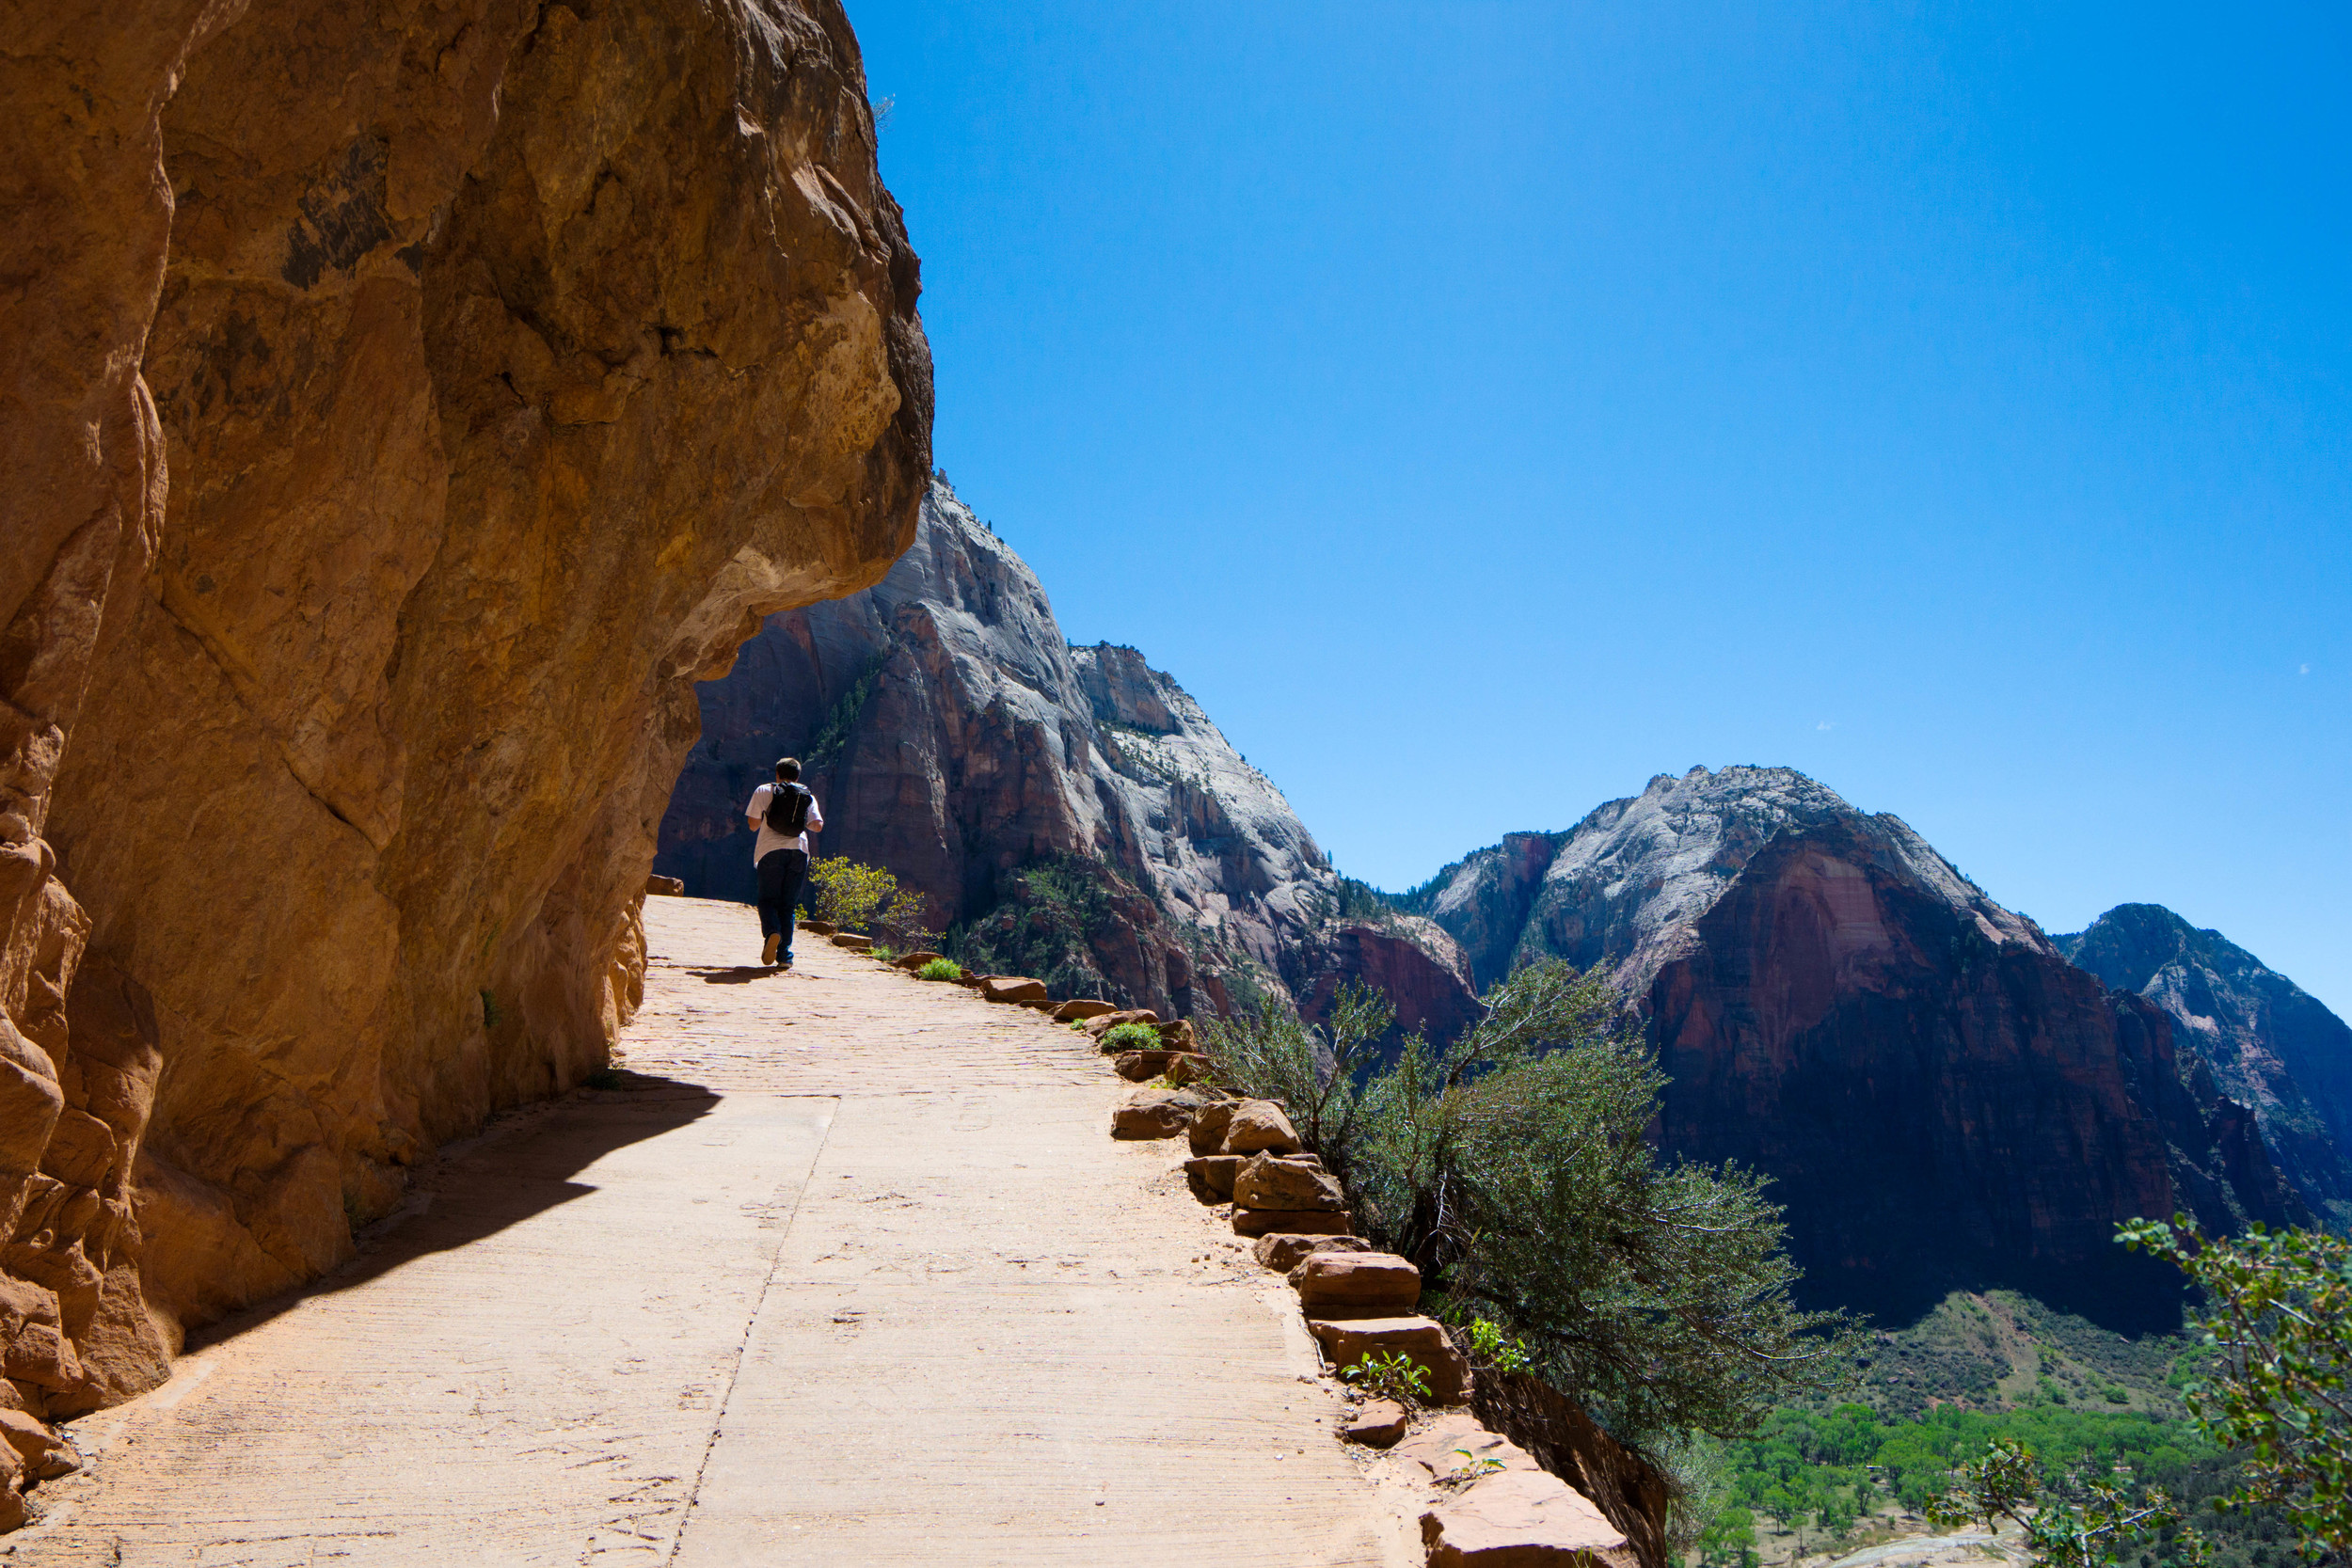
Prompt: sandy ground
<box><xmin>8</xmin><ymin>897</ymin><xmax>1418</xmax><ymax>1566</ymax></box>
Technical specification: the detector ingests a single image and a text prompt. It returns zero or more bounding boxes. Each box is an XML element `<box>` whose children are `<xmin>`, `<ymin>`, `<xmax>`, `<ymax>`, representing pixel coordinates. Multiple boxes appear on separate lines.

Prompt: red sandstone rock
<box><xmin>1343</xmin><ymin>1399</ymin><xmax>1409</xmax><ymax>1449</ymax></box>
<box><xmin>1110</xmin><ymin>1088</ymin><xmax>1200</xmax><ymax>1140</ymax></box>
<box><xmin>980</xmin><ymin>976</ymin><xmax>1048</xmax><ymax>1005</ymax></box>
<box><xmin>1183</xmin><ymin>1156</ymin><xmax>1242</xmax><ymax>1203</ymax></box>
<box><xmin>1055</xmin><ymin>1000</ymin><xmax>1119</xmax><ymax>1022</ymax></box>
<box><xmin>1187</xmin><ymin>1101</ymin><xmax>1240</xmax><ymax>1156</ymax></box>
<box><xmin>1290</xmin><ymin>1253</ymin><xmax>1421</xmax><ymax>1318</ymax></box>
<box><xmin>1232</xmin><ymin>1153</ymin><xmax>1343</xmax><ymax>1212</ymax></box>
<box><xmin>830</xmin><ymin>933</ymin><xmax>872</xmax><ymax>951</ymax></box>
<box><xmin>1421</xmin><ymin>1468</ymin><xmax>1636</xmax><ymax>1568</ymax></box>
<box><xmin>1253</xmin><ymin>1233</ymin><xmax>1372</xmax><ymax>1272</ymax></box>
<box><xmin>0</xmin><ymin>0</ymin><xmax>930</xmax><ymax>1423</ymax></box>
<box><xmin>1084</xmin><ymin>1009</ymin><xmax>1160</xmax><ymax>1037</ymax></box>
<box><xmin>1310</xmin><ymin>1317</ymin><xmax>1471</xmax><ymax>1404</ymax></box>
<box><xmin>1232</xmin><ymin>1208</ymin><xmax>1352</xmax><ymax>1239</ymax></box>
<box><xmin>1410</xmin><ymin>766</ymin><xmax>2303</xmax><ymax>1323</ymax></box>
<box><xmin>1222</xmin><ymin>1101</ymin><xmax>1303</xmax><ymax>1157</ymax></box>
<box><xmin>890</xmin><ymin>952</ymin><xmax>946</xmax><ymax>972</ymax></box>
<box><xmin>652</xmin><ymin>484</ymin><xmax>1480</xmax><ymax>1035</ymax></box>
<box><xmin>644</xmin><ymin>875</ymin><xmax>685</xmax><ymax>896</ymax></box>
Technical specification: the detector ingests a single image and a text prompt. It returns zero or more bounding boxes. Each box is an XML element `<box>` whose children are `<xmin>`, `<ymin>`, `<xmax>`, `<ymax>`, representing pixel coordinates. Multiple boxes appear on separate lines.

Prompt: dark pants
<box><xmin>756</xmin><ymin>847</ymin><xmax>808</xmax><ymax>954</ymax></box>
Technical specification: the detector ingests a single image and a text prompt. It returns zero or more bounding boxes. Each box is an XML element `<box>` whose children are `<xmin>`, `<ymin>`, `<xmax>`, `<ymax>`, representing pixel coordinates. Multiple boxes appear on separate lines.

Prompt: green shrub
<box><xmin>915</xmin><ymin>958</ymin><xmax>962</xmax><ymax>982</ymax></box>
<box><xmin>1101</xmin><ymin>1021</ymin><xmax>1161</xmax><ymax>1053</ymax></box>
<box><xmin>801</xmin><ymin>855</ymin><xmax>933</xmax><ymax>945</ymax></box>
<box><xmin>1208</xmin><ymin>960</ymin><xmax>1854</xmax><ymax>1472</ymax></box>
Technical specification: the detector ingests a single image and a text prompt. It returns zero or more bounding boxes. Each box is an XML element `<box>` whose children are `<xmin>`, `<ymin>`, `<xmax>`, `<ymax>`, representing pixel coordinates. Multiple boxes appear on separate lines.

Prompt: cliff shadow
<box><xmin>1798</xmin><ymin>1246</ymin><xmax>2189</xmax><ymax>1339</ymax></box>
<box><xmin>183</xmin><ymin>1074</ymin><xmax>722</xmax><ymax>1353</ymax></box>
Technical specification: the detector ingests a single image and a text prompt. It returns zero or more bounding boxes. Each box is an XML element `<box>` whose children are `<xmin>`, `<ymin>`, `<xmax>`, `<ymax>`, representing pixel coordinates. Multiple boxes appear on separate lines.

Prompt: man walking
<box><xmin>745</xmin><ymin>756</ymin><xmax>822</xmax><ymax>967</ymax></box>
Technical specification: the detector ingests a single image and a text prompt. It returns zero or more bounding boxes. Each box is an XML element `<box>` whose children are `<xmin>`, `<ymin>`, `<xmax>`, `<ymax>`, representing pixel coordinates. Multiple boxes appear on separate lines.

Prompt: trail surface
<box><xmin>11</xmin><ymin>898</ymin><xmax>1413</xmax><ymax>1566</ymax></box>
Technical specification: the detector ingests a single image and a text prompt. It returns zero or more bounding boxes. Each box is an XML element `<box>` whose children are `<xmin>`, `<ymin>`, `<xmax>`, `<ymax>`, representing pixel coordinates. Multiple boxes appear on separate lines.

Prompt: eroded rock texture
<box><xmin>1405</xmin><ymin>767</ymin><xmax>2301</xmax><ymax>1326</ymax></box>
<box><xmin>2058</xmin><ymin>904</ymin><xmax>2352</xmax><ymax>1228</ymax></box>
<box><xmin>658</xmin><ymin>481</ymin><xmax>1476</xmax><ymax>1027</ymax></box>
<box><xmin>0</xmin><ymin>0</ymin><xmax>928</xmax><ymax>1444</ymax></box>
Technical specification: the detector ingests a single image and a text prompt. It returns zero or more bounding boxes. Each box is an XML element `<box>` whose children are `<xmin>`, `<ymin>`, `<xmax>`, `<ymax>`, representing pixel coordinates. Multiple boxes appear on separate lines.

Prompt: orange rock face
<box><xmin>0</xmin><ymin>0</ymin><xmax>929</xmax><ymax>1437</ymax></box>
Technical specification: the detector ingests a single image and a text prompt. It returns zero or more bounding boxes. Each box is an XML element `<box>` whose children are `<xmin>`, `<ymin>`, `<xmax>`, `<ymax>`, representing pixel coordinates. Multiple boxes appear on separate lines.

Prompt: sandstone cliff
<box><xmin>2058</xmin><ymin>904</ymin><xmax>2352</xmax><ymax>1228</ymax></box>
<box><xmin>1402</xmin><ymin>767</ymin><xmax>2301</xmax><ymax>1326</ymax></box>
<box><xmin>1</xmin><ymin>0</ymin><xmax>929</xmax><ymax>1439</ymax></box>
<box><xmin>658</xmin><ymin>480</ymin><xmax>1479</xmax><ymax>1033</ymax></box>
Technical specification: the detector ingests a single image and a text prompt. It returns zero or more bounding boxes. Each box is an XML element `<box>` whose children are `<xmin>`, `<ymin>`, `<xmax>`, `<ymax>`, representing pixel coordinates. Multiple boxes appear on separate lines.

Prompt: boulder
<box><xmin>1114</xmin><ymin>1050</ymin><xmax>1211</xmax><ymax>1084</ymax></box>
<box><xmin>1110</xmin><ymin>1088</ymin><xmax>1201</xmax><ymax>1140</ymax></box>
<box><xmin>1024</xmin><ymin>998</ymin><xmax>1061</xmax><ymax>1013</ymax></box>
<box><xmin>1290</xmin><ymin>1252</ymin><xmax>1422</xmax><ymax>1318</ymax></box>
<box><xmin>830</xmin><ymin>932</ymin><xmax>872</xmax><ymax>951</ymax></box>
<box><xmin>0</xmin><ymin>1408</ymin><xmax>77</xmax><ymax>1481</ymax></box>
<box><xmin>1308</xmin><ymin>1316</ymin><xmax>1472</xmax><ymax>1403</ymax></box>
<box><xmin>1232</xmin><ymin>1207</ymin><xmax>1353</xmax><ymax>1239</ymax></box>
<box><xmin>1055</xmin><ymin>1000</ymin><xmax>1120</xmax><ymax>1022</ymax></box>
<box><xmin>1343</xmin><ymin>1398</ymin><xmax>1409</xmax><ymax>1449</ymax></box>
<box><xmin>644</xmin><ymin>875</ymin><xmax>685</xmax><ymax>896</ymax></box>
<box><xmin>1183</xmin><ymin>1155</ymin><xmax>1243</xmax><ymax>1203</ymax></box>
<box><xmin>1084</xmin><ymin>1008</ymin><xmax>1160</xmax><ymax>1037</ymax></box>
<box><xmin>1232</xmin><ymin>1152</ymin><xmax>1343</xmax><ymax>1212</ymax></box>
<box><xmin>1187</xmin><ymin>1100</ymin><xmax>1240</xmax><ymax>1156</ymax></box>
<box><xmin>981</xmin><ymin>976</ymin><xmax>1049</xmax><ymax>1005</ymax></box>
<box><xmin>891</xmin><ymin>951</ymin><xmax>946</xmax><ymax>972</ymax></box>
<box><xmin>1223</xmin><ymin>1101</ymin><xmax>1302</xmax><ymax>1156</ymax></box>
<box><xmin>1155</xmin><ymin>1018</ymin><xmax>1198</xmax><ymax>1050</ymax></box>
<box><xmin>1395</xmin><ymin>1415</ymin><xmax>1544</xmax><ymax>1481</ymax></box>
<box><xmin>1253</xmin><ymin>1233</ymin><xmax>1372</xmax><ymax>1272</ymax></box>
<box><xmin>1421</xmin><ymin>1469</ymin><xmax>1634</xmax><ymax>1568</ymax></box>
<box><xmin>801</xmin><ymin>921</ymin><xmax>840</xmax><ymax>937</ymax></box>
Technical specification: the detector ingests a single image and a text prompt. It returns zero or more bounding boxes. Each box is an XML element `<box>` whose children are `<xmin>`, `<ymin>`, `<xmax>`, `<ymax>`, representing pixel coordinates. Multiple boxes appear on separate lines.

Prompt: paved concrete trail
<box><xmin>10</xmin><ymin>898</ymin><xmax>1416</xmax><ymax>1566</ymax></box>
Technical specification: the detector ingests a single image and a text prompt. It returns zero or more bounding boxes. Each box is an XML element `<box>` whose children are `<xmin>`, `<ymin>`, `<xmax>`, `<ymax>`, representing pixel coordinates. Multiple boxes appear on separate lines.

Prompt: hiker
<box><xmin>744</xmin><ymin>756</ymin><xmax>823</xmax><ymax>967</ymax></box>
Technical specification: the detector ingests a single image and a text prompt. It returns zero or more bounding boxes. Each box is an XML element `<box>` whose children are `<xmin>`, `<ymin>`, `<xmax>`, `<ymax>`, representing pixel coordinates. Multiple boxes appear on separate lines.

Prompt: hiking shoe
<box><xmin>779</xmin><ymin>951</ymin><xmax>794</xmax><ymax>968</ymax></box>
<box><xmin>760</xmin><ymin>932</ymin><xmax>780</xmax><ymax>966</ymax></box>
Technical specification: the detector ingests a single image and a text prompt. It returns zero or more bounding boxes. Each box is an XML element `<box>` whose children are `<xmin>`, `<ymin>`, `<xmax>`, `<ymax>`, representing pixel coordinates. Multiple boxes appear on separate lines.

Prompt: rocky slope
<box><xmin>658</xmin><ymin>480</ymin><xmax>1479</xmax><ymax>1035</ymax></box>
<box><xmin>1401</xmin><ymin>767</ymin><xmax>2301</xmax><ymax>1326</ymax></box>
<box><xmin>2058</xmin><ymin>905</ymin><xmax>2352</xmax><ymax>1228</ymax></box>
<box><xmin>0</xmin><ymin>0</ymin><xmax>928</xmax><ymax>1437</ymax></box>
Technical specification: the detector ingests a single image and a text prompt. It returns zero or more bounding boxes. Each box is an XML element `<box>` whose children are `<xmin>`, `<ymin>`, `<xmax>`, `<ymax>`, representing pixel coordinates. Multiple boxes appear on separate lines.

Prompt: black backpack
<box><xmin>765</xmin><ymin>783</ymin><xmax>812</xmax><ymax>834</ymax></box>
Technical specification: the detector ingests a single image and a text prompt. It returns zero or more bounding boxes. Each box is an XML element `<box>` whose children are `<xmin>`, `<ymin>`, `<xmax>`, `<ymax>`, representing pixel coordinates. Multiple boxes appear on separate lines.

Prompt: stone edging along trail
<box><xmin>2</xmin><ymin>895</ymin><xmax>1638</xmax><ymax>1564</ymax></box>
<box><xmin>903</xmin><ymin>936</ymin><xmax>1645</xmax><ymax>1568</ymax></box>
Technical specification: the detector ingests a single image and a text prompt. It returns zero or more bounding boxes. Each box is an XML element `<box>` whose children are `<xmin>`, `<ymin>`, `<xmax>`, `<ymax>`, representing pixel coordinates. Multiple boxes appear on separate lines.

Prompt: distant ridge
<box><xmin>2058</xmin><ymin>903</ymin><xmax>2352</xmax><ymax>1229</ymax></box>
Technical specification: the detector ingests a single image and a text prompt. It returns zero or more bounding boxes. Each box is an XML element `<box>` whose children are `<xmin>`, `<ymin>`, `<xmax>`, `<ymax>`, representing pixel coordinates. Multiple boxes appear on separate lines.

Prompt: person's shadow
<box><xmin>691</xmin><ymin>965</ymin><xmax>779</xmax><ymax>984</ymax></box>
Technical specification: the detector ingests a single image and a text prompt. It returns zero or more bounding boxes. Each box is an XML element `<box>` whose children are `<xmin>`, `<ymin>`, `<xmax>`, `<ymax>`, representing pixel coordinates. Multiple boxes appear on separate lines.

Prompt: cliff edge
<box><xmin>0</xmin><ymin>0</ymin><xmax>930</xmax><ymax>1432</ymax></box>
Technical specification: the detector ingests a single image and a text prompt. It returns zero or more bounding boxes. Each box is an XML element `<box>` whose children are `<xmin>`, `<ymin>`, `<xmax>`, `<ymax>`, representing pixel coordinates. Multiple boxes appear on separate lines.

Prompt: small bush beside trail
<box><xmin>915</xmin><ymin>958</ymin><xmax>963</xmax><ymax>982</ymax></box>
<box><xmin>1100</xmin><ymin>1021</ymin><xmax>1161</xmax><ymax>1053</ymax></box>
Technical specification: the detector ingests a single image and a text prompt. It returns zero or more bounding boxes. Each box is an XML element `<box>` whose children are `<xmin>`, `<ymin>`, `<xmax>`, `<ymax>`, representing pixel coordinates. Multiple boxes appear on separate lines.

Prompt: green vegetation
<box><xmin>1100</xmin><ymin>1021</ymin><xmax>1160</xmax><ymax>1053</ymax></box>
<box><xmin>804</xmin><ymin>656</ymin><xmax>885</xmax><ymax>769</ymax></box>
<box><xmin>1203</xmin><ymin>960</ymin><xmax>1853</xmax><ymax>1531</ymax></box>
<box><xmin>1302</xmin><ymin>874</ymin><xmax>1402</xmax><ymax>928</ymax></box>
<box><xmin>1343</xmin><ymin>1351</ymin><xmax>1433</xmax><ymax>1406</ymax></box>
<box><xmin>2125</xmin><ymin>1218</ymin><xmax>2352</xmax><ymax>1559</ymax></box>
<box><xmin>1929</xmin><ymin>1435</ymin><xmax>2195</xmax><ymax>1568</ymax></box>
<box><xmin>945</xmin><ymin>854</ymin><xmax>1125</xmax><ymax>998</ymax></box>
<box><xmin>800</xmin><ymin>855</ymin><xmax>932</xmax><ymax>946</ymax></box>
<box><xmin>914</xmin><ymin>958</ymin><xmax>962</xmax><ymax>982</ymax></box>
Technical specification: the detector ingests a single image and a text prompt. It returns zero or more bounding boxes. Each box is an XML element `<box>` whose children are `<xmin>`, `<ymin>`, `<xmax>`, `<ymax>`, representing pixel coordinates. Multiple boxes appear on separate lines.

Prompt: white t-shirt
<box><xmin>746</xmin><ymin>783</ymin><xmax>823</xmax><ymax>862</ymax></box>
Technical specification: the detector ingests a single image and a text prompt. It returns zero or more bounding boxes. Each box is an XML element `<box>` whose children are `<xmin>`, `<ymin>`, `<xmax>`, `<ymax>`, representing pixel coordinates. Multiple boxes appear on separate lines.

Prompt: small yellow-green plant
<box><xmin>1467</xmin><ymin>1317</ymin><xmax>1535</xmax><ymax>1375</ymax></box>
<box><xmin>1343</xmin><ymin>1351</ymin><xmax>1433</xmax><ymax>1406</ymax></box>
<box><xmin>915</xmin><ymin>958</ymin><xmax>963</xmax><ymax>982</ymax></box>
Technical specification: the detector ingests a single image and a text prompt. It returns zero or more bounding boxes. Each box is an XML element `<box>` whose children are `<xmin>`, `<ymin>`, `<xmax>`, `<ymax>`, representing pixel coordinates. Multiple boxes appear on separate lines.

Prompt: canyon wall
<box><xmin>658</xmin><ymin>480</ymin><xmax>1479</xmax><ymax>1030</ymax></box>
<box><xmin>0</xmin><ymin>0</ymin><xmax>928</xmax><ymax>1436</ymax></box>
<box><xmin>1405</xmin><ymin>767</ymin><xmax>2301</xmax><ymax>1327</ymax></box>
<box><xmin>2058</xmin><ymin>904</ymin><xmax>2352</xmax><ymax>1229</ymax></box>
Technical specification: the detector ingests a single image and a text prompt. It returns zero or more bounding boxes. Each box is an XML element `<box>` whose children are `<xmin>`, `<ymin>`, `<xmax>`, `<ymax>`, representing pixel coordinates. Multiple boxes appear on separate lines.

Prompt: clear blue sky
<box><xmin>850</xmin><ymin>3</ymin><xmax>2352</xmax><ymax>1014</ymax></box>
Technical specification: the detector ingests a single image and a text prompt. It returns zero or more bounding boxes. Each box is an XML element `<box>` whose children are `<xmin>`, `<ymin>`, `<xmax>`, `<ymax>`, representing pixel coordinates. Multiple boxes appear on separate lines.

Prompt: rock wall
<box><xmin>2058</xmin><ymin>904</ymin><xmax>2352</xmax><ymax>1229</ymax></box>
<box><xmin>1405</xmin><ymin>767</ymin><xmax>2301</xmax><ymax>1327</ymax></box>
<box><xmin>0</xmin><ymin>0</ymin><xmax>928</xmax><ymax>1433</ymax></box>
<box><xmin>658</xmin><ymin>480</ymin><xmax>1478</xmax><ymax>1027</ymax></box>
